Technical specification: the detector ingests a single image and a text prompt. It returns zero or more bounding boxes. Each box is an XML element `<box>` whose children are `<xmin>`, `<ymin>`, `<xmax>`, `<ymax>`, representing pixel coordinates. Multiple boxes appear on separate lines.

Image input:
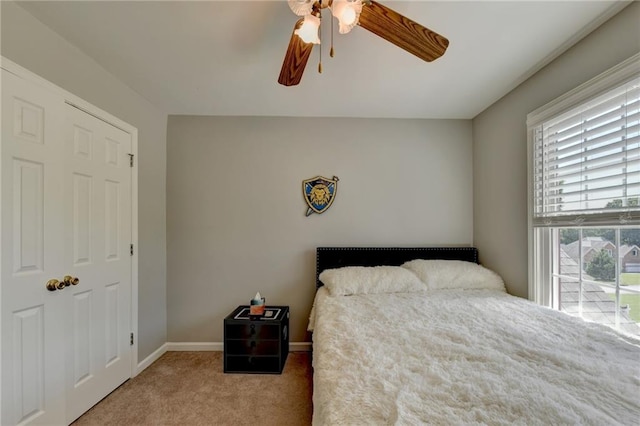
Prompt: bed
<box><xmin>309</xmin><ymin>247</ymin><xmax>640</xmax><ymax>425</ymax></box>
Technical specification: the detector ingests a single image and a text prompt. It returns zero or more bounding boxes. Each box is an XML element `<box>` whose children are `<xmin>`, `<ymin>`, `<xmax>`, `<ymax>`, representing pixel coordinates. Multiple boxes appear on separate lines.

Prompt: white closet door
<box><xmin>64</xmin><ymin>105</ymin><xmax>132</xmax><ymax>424</ymax></box>
<box><xmin>1</xmin><ymin>69</ymin><xmax>67</xmax><ymax>425</ymax></box>
<box><xmin>1</xmin><ymin>67</ymin><xmax>133</xmax><ymax>425</ymax></box>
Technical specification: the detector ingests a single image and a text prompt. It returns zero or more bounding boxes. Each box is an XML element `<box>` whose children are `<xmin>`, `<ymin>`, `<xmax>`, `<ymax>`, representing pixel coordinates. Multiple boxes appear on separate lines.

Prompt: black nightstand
<box><xmin>223</xmin><ymin>305</ymin><xmax>289</xmax><ymax>374</ymax></box>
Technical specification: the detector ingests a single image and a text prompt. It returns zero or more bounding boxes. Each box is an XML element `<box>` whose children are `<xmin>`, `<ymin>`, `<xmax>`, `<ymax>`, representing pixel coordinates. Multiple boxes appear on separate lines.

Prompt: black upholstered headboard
<box><xmin>316</xmin><ymin>247</ymin><xmax>478</xmax><ymax>288</ymax></box>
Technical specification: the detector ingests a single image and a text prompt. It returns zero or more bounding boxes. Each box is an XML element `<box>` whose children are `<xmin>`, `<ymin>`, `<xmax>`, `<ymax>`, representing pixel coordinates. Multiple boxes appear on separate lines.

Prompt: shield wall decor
<box><xmin>303</xmin><ymin>176</ymin><xmax>339</xmax><ymax>216</ymax></box>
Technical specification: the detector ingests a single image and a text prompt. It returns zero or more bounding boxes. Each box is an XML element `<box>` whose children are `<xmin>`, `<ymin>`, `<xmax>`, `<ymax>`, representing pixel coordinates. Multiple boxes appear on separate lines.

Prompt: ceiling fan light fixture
<box><xmin>279</xmin><ymin>0</ymin><xmax>450</xmax><ymax>87</ymax></box>
<box><xmin>295</xmin><ymin>14</ymin><xmax>321</xmax><ymax>44</ymax></box>
<box><xmin>330</xmin><ymin>0</ymin><xmax>363</xmax><ymax>34</ymax></box>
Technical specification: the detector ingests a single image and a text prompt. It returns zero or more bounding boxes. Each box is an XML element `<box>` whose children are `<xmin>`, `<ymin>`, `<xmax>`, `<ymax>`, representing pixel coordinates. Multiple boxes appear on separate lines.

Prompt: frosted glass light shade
<box><xmin>288</xmin><ymin>0</ymin><xmax>314</xmax><ymax>16</ymax></box>
<box><xmin>330</xmin><ymin>0</ymin><xmax>363</xmax><ymax>34</ymax></box>
<box><xmin>295</xmin><ymin>14</ymin><xmax>321</xmax><ymax>44</ymax></box>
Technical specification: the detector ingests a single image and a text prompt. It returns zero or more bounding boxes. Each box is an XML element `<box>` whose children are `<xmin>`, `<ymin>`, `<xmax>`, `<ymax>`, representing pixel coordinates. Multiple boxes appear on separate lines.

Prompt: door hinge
<box><xmin>130</xmin><ymin>332</ymin><xmax>134</xmax><ymax>346</ymax></box>
<box><xmin>128</xmin><ymin>153</ymin><xmax>134</xmax><ymax>168</ymax></box>
<box><xmin>130</xmin><ymin>244</ymin><xmax>134</xmax><ymax>256</ymax></box>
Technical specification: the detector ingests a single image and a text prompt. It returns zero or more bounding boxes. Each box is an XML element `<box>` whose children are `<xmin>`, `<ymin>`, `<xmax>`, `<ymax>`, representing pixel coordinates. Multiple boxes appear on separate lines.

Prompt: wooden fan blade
<box><xmin>358</xmin><ymin>1</ymin><xmax>449</xmax><ymax>62</ymax></box>
<box><xmin>278</xmin><ymin>18</ymin><xmax>314</xmax><ymax>86</ymax></box>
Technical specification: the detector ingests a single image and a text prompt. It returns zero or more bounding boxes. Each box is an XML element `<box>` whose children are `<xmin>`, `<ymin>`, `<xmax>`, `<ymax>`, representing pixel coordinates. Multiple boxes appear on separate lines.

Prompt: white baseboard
<box><xmin>166</xmin><ymin>342</ymin><xmax>224</xmax><ymax>351</ymax></box>
<box><xmin>135</xmin><ymin>343</ymin><xmax>167</xmax><ymax>376</ymax></box>
<box><xmin>165</xmin><ymin>342</ymin><xmax>312</xmax><ymax>352</ymax></box>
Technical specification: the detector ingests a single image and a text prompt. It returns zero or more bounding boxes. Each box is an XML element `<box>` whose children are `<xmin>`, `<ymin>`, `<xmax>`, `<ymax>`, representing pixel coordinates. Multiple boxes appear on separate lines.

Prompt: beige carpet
<box><xmin>72</xmin><ymin>351</ymin><xmax>313</xmax><ymax>426</ymax></box>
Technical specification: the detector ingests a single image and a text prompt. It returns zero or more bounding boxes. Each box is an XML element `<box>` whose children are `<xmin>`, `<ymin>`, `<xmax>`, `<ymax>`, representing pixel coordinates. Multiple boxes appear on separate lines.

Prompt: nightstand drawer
<box><xmin>225</xmin><ymin>355</ymin><xmax>281</xmax><ymax>374</ymax></box>
<box><xmin>225</xmin><ymin>323</ymin><xmax>280</xmax><ymax>340</ymax></box>
<box><xmin>225</xmin><ymin>339</ymin><xmax>280</xmax><ymax>355</ymax></box>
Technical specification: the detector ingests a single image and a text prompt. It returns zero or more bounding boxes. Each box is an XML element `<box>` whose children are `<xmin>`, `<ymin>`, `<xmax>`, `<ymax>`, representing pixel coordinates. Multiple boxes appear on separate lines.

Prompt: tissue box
<box><xmin>250</xmin><ymin>298</ymin><xmax>265</xmax><ymax>316</ymax></box>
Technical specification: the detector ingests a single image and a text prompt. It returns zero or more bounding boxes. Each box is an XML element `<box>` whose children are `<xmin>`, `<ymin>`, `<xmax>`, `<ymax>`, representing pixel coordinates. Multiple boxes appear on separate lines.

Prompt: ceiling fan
<box><xmin>278</xmin><ymin>0</ymin><xmax>449</xmax><ymax>86</ymax></box>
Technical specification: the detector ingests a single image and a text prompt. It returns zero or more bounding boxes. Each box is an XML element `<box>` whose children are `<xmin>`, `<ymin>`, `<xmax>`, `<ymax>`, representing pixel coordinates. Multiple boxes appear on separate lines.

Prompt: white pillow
<box><xmin>319</xmin><ymin>266</ymin><xmax>426</xmax><ymax>296</ymax></box>
<box><xmin>401</xmin><ymin>259</ymin><xmax>505</xmax><ymax>291</ymax></box>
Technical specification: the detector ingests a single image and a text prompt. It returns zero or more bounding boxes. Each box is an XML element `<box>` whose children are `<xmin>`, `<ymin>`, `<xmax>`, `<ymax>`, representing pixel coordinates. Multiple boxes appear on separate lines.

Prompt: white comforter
<box><xmin>310</xmin><ymin>287</ymin><xmax>640</xmax><ymax>425</ymax></box>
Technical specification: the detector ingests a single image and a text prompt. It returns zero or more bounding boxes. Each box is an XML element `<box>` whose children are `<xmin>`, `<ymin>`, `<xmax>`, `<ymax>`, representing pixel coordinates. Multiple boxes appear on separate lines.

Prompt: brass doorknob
<box><xmin>46</xmin><ymin>276</ymin><xmax>80</xmax><ymax>291</ymax></box>
<box><xmin>63</xmin><ymin>276</ymin><xmax>79</xmax><ymax>286</ymax></box>
<box><xmin>46</xmin><ymin>279</ymin><xmax>60</xmax><ymax>291</ymax></box>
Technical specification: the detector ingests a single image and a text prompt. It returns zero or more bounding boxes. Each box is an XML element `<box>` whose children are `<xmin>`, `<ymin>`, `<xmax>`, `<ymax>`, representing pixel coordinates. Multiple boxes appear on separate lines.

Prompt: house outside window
<box><xmin>528</xmin><ymin>54</ymin><xmax>640</xmax><ymax>336</ymax></box>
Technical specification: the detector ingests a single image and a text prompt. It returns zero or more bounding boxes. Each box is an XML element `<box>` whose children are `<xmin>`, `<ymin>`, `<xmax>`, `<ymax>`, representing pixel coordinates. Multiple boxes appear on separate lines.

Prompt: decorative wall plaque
<box><xmin>302</xmin><ymin>175</ymin><xmax>339</xmax><ymax>216</ymax></box>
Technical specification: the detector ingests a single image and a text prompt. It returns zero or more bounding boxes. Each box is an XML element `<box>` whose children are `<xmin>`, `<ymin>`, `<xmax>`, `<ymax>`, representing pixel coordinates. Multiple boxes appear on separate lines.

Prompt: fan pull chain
<box><xmin>330</xmin><ymin>14</ymin><xmax>334</xmax><ymax>58</ymax></box>
<box><xmin>318</xmin><ymin>18</ymin><xmax>322</xmax><ymax>73</ymax></box>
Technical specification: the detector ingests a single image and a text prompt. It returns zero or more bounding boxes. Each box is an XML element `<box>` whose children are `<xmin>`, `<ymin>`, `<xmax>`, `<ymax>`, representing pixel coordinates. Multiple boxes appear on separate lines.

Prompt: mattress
<box><xmin>310</xmin><ymin>287</ymin><xmax>640</xmax><ymax>425</ymax></box>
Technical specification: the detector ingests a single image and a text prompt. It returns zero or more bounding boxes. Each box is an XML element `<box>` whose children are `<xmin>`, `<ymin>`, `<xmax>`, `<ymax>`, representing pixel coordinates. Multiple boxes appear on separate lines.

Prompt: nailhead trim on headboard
<box><xmin>315</xmin><ymin>247</ymin><xmax>479</xmax><ymax>289</ymax></box>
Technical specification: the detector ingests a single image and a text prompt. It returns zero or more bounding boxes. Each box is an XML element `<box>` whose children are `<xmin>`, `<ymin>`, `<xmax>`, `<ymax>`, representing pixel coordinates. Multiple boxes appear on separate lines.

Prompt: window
<box><xmin>528</xmin><ymin>54</ymin><xmax>640</xmax><ymax>336</ymax></box>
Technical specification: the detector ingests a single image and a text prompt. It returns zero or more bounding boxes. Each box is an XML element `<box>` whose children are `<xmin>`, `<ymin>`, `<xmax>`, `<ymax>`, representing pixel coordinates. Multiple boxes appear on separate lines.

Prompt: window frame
<box><xmin>528</xmin><ymin>53</ymin><xmax>640</xmax><ymax>305</ymax></box>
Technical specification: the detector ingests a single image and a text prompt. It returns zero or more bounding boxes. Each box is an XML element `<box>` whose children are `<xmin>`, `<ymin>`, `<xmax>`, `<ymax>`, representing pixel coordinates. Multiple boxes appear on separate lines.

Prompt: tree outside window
<box><xmin>586</xmin><ymin>249</ymin><xmax>616</xmax><ymax>282</ymax></box>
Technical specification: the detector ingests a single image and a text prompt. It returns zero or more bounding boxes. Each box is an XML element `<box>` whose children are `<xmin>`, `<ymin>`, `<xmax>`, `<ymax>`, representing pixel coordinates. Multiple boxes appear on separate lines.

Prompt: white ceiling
<box><xmin>18</xmin><ymin>0</ymin><xmax>627</xmax><ymax>118</ymax></box>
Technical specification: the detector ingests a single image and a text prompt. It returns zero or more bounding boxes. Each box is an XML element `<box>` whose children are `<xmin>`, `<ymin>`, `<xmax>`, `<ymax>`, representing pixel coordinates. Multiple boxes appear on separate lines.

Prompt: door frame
<box><xmin>0</xmin><ymin>57</ymin><xmax>140</xmax><ymax>399</ymax></box>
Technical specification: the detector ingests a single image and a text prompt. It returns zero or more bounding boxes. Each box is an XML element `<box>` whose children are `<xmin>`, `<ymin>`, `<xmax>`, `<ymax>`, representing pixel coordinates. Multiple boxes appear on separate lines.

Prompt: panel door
<box><xmin>2</xmin><ymin>67</ymin><xmax>134</xmax><ymax>425</ymax></box>
<box><xmin>1</xmin><ymin>69</ymin><xmax>67</xmax><ymax>425</ymax></box>
<box><xmin>64</xmin><ymin>105</ymin><xmax>132</xmax><ymax>423</ymax></box>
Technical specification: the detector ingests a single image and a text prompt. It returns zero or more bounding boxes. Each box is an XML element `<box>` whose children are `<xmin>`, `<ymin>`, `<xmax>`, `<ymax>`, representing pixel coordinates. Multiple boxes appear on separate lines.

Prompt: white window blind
<box><xmin>531</xmin><ymin>76</ymin><xmax>640</xmax><ymax>227</ymax></box>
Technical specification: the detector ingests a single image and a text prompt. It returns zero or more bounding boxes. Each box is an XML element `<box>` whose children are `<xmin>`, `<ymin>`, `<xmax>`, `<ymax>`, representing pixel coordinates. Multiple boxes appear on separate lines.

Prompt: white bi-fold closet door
<box><xmin>1</xmin><ymin>65</ymin><xmax>135</xmax><ymax>425</ymax></box>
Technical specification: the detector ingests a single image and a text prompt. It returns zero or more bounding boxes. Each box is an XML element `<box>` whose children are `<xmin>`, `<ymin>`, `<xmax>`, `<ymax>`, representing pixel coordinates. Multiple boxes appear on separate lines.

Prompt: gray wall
<box><xmin>473</xmin><ymin>2</ymin><xmax>640</xmax><ymax>298</ymax></box>
<box><xmin>1</xmin><ymin>1</ymin><xmax>168</xmax><ymax>360</ymax></box>
<box><xmin>167</xmin><ymin>116</ymin><xmax>473</xmax><ymax>342</ymax></box>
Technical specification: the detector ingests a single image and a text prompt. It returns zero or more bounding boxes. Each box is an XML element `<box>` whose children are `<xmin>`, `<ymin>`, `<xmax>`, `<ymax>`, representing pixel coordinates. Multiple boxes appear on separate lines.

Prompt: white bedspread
<box><xmin>310</xmin><ymin>287</ymin><xmax>640</xmax><ymax>425</ymax></box>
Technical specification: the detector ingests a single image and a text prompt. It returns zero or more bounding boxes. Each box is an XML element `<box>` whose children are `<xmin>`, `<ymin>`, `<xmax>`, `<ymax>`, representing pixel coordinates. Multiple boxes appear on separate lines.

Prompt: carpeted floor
<box><xmin>72</xmin><ymin>351</ymin><xmax>313</xmax><ymax>426</ymax></box>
